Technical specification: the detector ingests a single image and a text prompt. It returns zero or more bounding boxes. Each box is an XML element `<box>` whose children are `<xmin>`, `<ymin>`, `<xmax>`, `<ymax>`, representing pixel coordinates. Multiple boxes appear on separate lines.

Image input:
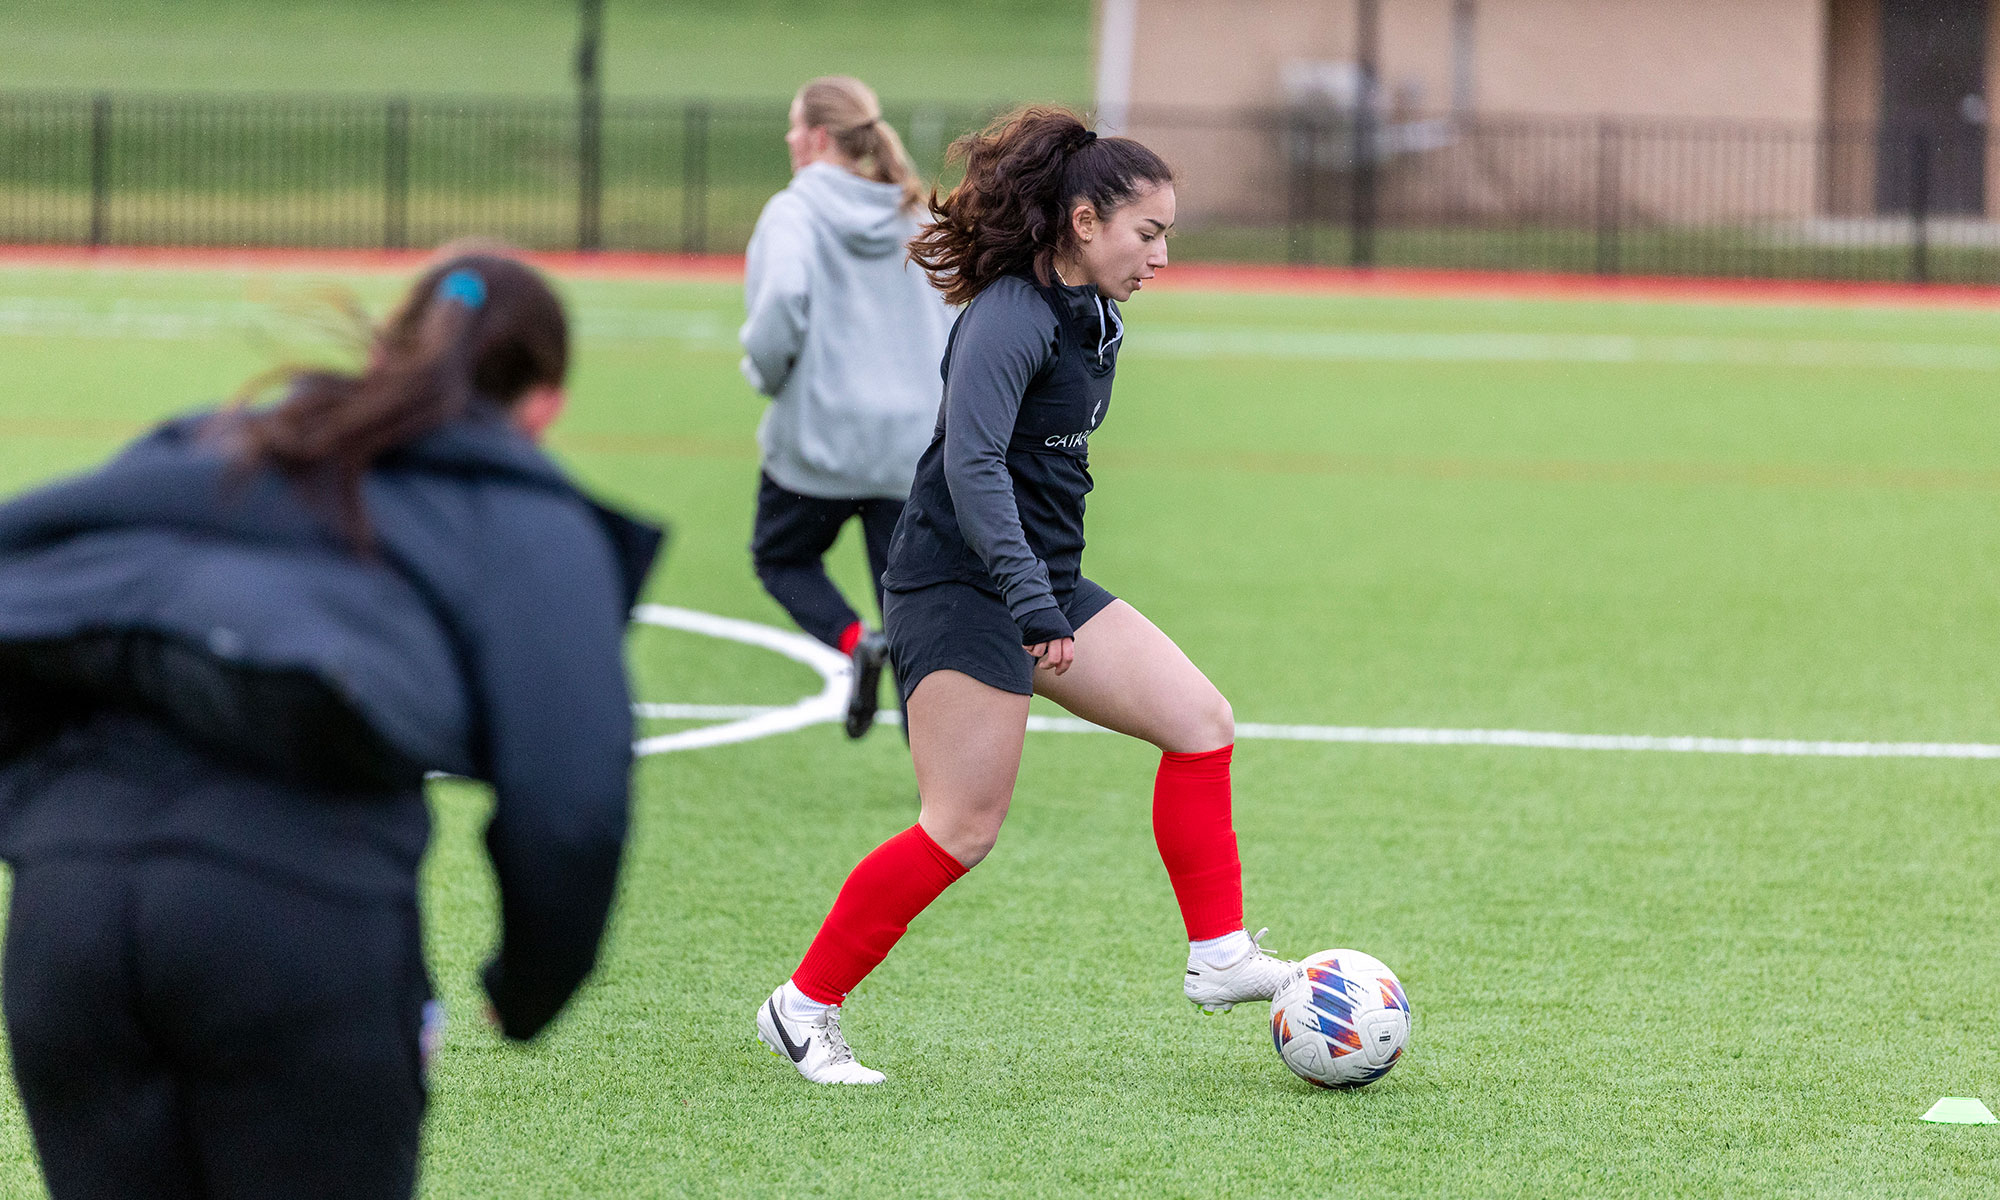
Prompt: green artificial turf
<box><xmin>0</xmin><ymin>0</ymin><xmax>1091</xmax><ymax>104</ymax></box>
<box><xmin>2</xmin><ymin>264</ymin><xmax>2000</xmax><ymax>1196</ymax></box>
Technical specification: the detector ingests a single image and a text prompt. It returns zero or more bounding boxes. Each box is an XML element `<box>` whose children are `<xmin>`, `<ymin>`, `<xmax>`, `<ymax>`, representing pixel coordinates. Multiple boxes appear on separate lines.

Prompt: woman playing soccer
<box><xmin>756</xmin><ymin>108</ymin><xmax>1296</xmax><ymax>1084</ymax></box>
<box><xmin>740</xmin><ymin>76</ymin><xmax>953</xmax><ymax>737</ymax></box>
<box><xmin>0</xmin><ymin>252</ymin><xmax>660</xmax><ymax>1194</ymax></box>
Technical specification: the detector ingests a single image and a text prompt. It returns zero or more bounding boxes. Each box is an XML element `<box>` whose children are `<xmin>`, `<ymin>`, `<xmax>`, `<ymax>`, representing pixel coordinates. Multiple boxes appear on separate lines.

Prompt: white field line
<box><xmin>1212</xmin><ymin>723</ymin><xmax>2000</xmax><ymax>758</ymax></box>
<box><xmin>6</xmin><ymin>295</ymin><xmax>2000</xmax><ymax>371</ymax></box>
<box><xmin>629</xmin><ymin>605</ymin><xmax>847</xmax><ymax>755</ymax></box>
<box><xmin>629</xmin><ymin>607</ymin><xmax>2000</xmax><ymax>761</ymax></box>
<box><xmin>632</xmin><ymin>702</ymin><xmax>782</xmax><ymax>720</ymax></box>
<box><xmin>1138</xmin><ymin>328</ymin><xmax>2000</xmax><ymax>371</ymax></box>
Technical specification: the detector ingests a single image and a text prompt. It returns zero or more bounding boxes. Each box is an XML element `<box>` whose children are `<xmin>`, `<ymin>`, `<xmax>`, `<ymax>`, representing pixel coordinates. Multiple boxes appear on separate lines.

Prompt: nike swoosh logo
<box><xmin>767</xmin><ymin>1000</ymin><xmax>809</xmax><ymax>1063</ymax></box>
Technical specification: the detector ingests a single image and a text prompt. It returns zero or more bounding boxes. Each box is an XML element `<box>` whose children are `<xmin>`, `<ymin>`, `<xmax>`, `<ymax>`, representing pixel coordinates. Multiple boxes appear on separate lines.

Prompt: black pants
<box><xmin>751</xmin><ymin>472</ymin><xmax>903</xmax><ymax>650</ymax></box>
<box><xmin>4</xmin><ymin>854</ymin><xmax>431</xmax><ymax>1200</ymax></box>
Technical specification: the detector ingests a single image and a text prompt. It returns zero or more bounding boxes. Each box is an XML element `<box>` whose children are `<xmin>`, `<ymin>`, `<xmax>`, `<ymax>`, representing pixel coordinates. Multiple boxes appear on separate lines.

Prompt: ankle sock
<box><xmin>777</xmin><ymin>979</ymin><xmax>829</xmax><ymax>1023</ymax></box>
<box><xmin>1190</xmin><ymin>929</ymin><xmax>1252</xmax><ymax>966</ymax></box>
<box><xmin>791</xmin><ymin>823</ymin><xmax>968</xmax><ymax>1005</ymax></box>
<box><xmin>1153</xmin><ymin>744</ymin><xmax>1244</xmax><ymax>941</ymax></box>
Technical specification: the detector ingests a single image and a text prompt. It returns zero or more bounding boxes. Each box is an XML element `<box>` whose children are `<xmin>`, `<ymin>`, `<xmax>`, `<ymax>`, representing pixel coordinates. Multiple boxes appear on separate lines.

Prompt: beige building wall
<box><xmin>1108</xmin><ymin>0</ymin><xmax>1843</xmax><ymax>227</ymax></box>
<box><xmin>1118</xmin><ymin>0</ymin><xmax>1825</xmax><ymax>120</ymax></box>
<box><xmin>1116</xmin><ymin>0</ymin><xmax>1351</xmax><ymax>112</ymax></box>
<box><xmin>1470</xmin><ymin>0</ymin><xmax>1822</xmax><ymax>120</ymax></box>
<box><xmin>1989</xmin><ymin>3</ymin><xmax>2000</xmax><ymax>216</ymax></box>
<box><xmin>1825</xmin><ymin>0</ymin><xmax>1882</xmax><ymax>127</ymax></box>
<box><xmin>1822</xmin><ymin>0</ymin><xmax>1880</xmax><ymax>215</ymax></box>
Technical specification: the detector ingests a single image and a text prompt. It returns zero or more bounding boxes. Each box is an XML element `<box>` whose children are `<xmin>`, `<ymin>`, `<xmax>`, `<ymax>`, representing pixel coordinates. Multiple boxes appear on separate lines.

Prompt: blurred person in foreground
<box><xmin>739</xmin><ymin>75</ymin><xmax>953</xmax><ymax>739</ymax></box>
<box><xmin>0</xmin><ymin>251</ymin><xmax>662</xmax><ymax>1198</ymax></box>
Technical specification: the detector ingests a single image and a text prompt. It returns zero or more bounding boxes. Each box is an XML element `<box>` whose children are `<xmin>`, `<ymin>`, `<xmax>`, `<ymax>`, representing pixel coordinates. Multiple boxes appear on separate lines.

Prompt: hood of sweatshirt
<box><xmin>789</xmin><ymin>161</ymin><xmax>916</xmax><ymax>258</ymax></box>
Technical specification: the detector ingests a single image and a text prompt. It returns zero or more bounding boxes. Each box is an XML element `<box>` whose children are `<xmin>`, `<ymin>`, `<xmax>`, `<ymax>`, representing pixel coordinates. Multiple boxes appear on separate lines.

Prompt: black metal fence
<box><xmin>0</xmin><ymin>92</ymin><xmax>994</xmax><ymax>257</ymax></box>
<box><xmin>1238</xmin><ymin>111</ymin><xmax>2000</xmax><ymax>284</ymax></box>
<box><xmin>8</xmin><ymin>89</ymin><xmax>2000</xmax><ymax>284</ymax></box>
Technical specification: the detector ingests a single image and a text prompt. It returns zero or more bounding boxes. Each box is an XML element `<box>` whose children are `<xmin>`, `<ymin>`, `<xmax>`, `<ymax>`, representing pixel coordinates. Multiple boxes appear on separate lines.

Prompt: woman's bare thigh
<box><xmin>1031</xmin><ymin>600</ymin><xmax>1232</xmax><ymax>753</ymax></box>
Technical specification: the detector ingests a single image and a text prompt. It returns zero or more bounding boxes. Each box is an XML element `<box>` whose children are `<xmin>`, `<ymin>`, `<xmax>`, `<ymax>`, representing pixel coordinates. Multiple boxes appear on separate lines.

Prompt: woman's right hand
<box><xmin>1025</xmin><ymin>637</ymin><xmax>1074</xmax><ymax>675</ymax></box>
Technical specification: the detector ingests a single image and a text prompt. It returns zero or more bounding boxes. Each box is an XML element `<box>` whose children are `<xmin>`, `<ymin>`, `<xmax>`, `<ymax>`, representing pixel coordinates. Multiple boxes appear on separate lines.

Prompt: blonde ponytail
<box><xmin>797</xmin><ymin>76</ymin><xmax>926</xmax><ymax>212</ymax></box>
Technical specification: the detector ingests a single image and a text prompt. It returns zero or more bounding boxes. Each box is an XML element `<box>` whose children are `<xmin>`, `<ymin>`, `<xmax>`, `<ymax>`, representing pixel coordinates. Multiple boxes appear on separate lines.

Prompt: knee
<box><xmin>921</xmin><ymin>804</ymin><xmax>1006</xmax><ymax>869</ymax></box>
<box><xmin>1166</xmin><ymin>689</ymin><xmax>1233</xmax><ymax>754</ymax></box>
<box><xmin>753</xmin><ymin>556</ymin><xmax>824</xmax><ymax>602</ymax></box>
<box><xmin>752</xmin><ymin>553</ymin><xmax>804</xmax><ymax>581</ymax></box>
<box><xmin>948</xmin><ymin>826</ymin><xmax>1001</xmax><ymax>869</ymax></box>
<box><xmin>1204</xmin><ymin>692</ymin><xmax>1236</xmax><ymax>751</ymax></box>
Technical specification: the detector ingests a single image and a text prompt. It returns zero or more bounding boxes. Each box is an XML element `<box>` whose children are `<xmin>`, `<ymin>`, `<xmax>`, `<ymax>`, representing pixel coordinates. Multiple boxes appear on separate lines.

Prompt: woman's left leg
<box><xmin>151</xmin><ymin>857</ymin><xmax>429</xmax><ymax>1199</ymax></box>
<box><xmin>5</xmin><ymin>854</ymin><xmax>428</xmax><ymax>1199</ymax></box>
<box><xmin>850</xmin><ymin>496</ymin><xmax>908</xmax><ymax>736</ymax></box>
<box><xmin>759</xmin><ymin>669</ymin><xmax>1025</xmax><ymax>1085</ymax></box>
<box><xmin>750</xmin><ymin>474</ymin><xmax>867</xmax><ymax>652</ymax></box>
<box><xmin>4</xmin><ymin>858</ymin><xmax>205</xmax><ymax>1199</ymax></box>
<box><xmin>1032</xmin><ymin>599</ymin><xmax>1295</xmax><ymax>1012</ymax></box>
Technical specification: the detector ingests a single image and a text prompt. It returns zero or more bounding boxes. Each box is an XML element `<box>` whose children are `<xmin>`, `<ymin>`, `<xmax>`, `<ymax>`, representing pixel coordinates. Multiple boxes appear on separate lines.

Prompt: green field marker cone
<box><xmin>1921</xmin><ymin>1097</ymin><xmax>1998</xmax><ymax>1124</ymax></box>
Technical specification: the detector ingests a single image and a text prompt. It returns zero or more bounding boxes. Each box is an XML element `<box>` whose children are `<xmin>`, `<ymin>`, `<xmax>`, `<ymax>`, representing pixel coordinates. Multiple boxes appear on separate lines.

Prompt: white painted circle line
<box><xmin>627</xmin><ymin>607</ymin><xmax>2000</xmax><ymax>761</ymax></box>
<box><xmin>629</xmin><ymin>605</ymin><xmax>848</xmax><ymax>755</ymax></box>
<box><xmin>633</xmin><ymin>702</ymin><xmax>786</xmax><ymax>721</ymax></box>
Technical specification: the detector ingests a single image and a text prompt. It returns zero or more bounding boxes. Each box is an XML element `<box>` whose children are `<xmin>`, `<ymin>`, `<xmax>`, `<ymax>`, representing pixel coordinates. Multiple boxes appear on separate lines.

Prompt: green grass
<box><xmin>4</xmin><ymin>264</ymin><xmax>2000</xmax><ymax>1196</ymax></box>
<box><xmin>0</xmin><ymin>0</ymin><xmax>1091</xmax><ymax>103</ymax></box>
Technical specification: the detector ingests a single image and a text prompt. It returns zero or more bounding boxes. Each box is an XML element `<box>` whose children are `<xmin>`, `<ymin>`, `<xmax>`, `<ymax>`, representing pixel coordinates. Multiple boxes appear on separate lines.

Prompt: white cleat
<box><xmin>1183</xmin><ymin>928</ymin><xmax>1297</xmax><ymax>1014</ymax></box>
<box><xmin>756</xmin><ymin>988</ymin><xmax>886</xmax><ymax>1085</ymax></box>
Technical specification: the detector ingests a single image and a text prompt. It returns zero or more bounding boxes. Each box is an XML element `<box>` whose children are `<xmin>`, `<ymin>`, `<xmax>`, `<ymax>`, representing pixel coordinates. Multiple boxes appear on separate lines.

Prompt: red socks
<box><xmin>1153</xmin><ymin>744</ymin><xmax>1244</xmax><ymax>941</ymax></box>
<box><xmin>792</xmin><ymin>824</ymin><xmax>968</xmax><ymax>1005</ymax></box>
<box><xmin>791</xmin><ymin>749</ymin><xmax>1241</xmax><ymax>1004</ymax></box>
<box><xmin>837</xmin><ymin>621</ymin><xmax>864</xmax><ymax>656</ymax></box>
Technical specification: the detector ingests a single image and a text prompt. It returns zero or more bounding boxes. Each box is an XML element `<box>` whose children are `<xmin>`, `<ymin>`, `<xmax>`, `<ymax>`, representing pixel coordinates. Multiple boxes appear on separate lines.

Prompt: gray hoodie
<box><xmin>739</xmin><ymin>162</ymin><xmax>954</xmax><ymax>500</ymax></box>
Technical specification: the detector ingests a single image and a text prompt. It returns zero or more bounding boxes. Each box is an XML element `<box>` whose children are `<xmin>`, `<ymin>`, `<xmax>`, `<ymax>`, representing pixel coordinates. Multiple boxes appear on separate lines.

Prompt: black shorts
<box><xmin>883</xmin><ymin>578</ymin><xmax>1118</xmax><ymax>705</ymax></box>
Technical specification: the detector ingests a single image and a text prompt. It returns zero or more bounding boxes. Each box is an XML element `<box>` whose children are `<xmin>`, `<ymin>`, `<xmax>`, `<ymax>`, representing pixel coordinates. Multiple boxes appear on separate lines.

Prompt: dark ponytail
<box><xmin>909</xmin><ymin>106</ymin><xmax>1172</xmax><ymax>306</ymax></box>
<box><xmin>236</xmin><ymin>251</ymin><xmax>568</xmax><ymax>548</ymax></box>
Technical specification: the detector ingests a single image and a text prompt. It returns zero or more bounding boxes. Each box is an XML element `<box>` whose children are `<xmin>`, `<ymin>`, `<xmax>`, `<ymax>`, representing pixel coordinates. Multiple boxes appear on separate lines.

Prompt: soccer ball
<box><xmin>1269</xmin><ymin>949</ymin><xmax>1410</xmax><ymax>1088</ymax></box>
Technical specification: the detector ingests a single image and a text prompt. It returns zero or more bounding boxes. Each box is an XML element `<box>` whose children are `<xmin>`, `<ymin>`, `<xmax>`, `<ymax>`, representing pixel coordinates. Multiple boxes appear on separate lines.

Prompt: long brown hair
<box><xmin>236</xmin><ymin>250</ymin><xmax>568</xmax><ymax>546</ymax></box>
<box><xmin>909</xmin><ymin>107</ymin><xmax>1173</xmax><ymax>306</ymax></box>
<box><xmin>797</xmin><ymin>76</ymin><xmax>925</xmax><ymax>212</ymax></box>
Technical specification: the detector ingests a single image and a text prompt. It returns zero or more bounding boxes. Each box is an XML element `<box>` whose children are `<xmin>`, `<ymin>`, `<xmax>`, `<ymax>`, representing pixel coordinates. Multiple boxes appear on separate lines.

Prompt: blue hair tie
<box><xmin>437</xmin><ymin>269</ymin><xmax>487</xmax><ymax>310</ymax></box>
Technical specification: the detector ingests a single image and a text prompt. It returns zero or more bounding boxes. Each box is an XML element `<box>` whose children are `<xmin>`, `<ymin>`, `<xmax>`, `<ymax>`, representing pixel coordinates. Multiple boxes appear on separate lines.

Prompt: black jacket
<box><xmin>0</xmin><ymin>405</ymin><xmax>663</xmax><ymax>1040</ymax></box>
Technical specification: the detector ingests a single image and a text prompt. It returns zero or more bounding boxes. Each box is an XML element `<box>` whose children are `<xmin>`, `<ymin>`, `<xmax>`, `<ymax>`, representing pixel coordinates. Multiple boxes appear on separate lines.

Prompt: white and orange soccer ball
<box><xmin>1269</xmin><ymin>949</ymin><xmax>1410</xmax><ymax>1088</ymax></box>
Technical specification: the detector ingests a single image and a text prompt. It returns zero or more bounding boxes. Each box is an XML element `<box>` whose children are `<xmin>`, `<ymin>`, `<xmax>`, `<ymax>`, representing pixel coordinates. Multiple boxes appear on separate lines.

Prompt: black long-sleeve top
<box><xmin>881</xmin><ymin>273</ymin><xmax>1122</xmax><ymax>642</ymax></box>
